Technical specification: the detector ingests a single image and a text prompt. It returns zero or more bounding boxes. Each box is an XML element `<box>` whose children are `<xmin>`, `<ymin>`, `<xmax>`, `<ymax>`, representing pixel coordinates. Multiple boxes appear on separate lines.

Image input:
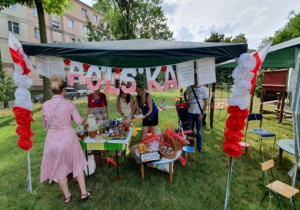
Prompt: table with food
<box><xmin>76</xmin><ymin>115</ymin><xmax>133</xmax><ymax>177</ymax></box>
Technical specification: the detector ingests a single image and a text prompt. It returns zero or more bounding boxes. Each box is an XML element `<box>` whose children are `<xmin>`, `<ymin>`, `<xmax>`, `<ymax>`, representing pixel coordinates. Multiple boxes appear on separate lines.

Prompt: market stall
<box><xmin>11</xmin><ymin>35</ymin><xmax>248</xmax><ymax>193</ymax></box>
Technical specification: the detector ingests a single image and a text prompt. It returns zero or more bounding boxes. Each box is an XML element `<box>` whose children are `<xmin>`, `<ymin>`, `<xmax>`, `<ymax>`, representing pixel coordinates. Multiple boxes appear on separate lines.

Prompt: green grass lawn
<box><xmin>0</xmin><ymin>89</ymin><xmax>298</xmax><ymax>209</ymax></box>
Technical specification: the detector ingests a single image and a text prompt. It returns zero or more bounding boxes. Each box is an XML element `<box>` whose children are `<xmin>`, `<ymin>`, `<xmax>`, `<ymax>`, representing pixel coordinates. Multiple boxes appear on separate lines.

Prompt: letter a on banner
<box><xmin>69</xmin><ymin>61</ymin><xmax>83</xmax><ymax>86</ymax></box>
<box><xmin>86</xmin><ymin>65</ymin><xmax>101</xmax><ymax>90</ymax></box>
<box><xmin>146</xmin><ymin>67</ymin><xmax>163</xmax><ymax>93</ymax></box>
<box><xmin>121</xmin><ymin>68</ymin><xmax>137</xmax><ymax>93</ymax></box>
<box><xmin>164</xmin><ymin>65</ymin><xmax>178</xmax><ymax>91</ymax></box>
<box><xmin>105</xmin><ymin>67</ymin><xmax>120</xmax><ymax>94</ymax></box>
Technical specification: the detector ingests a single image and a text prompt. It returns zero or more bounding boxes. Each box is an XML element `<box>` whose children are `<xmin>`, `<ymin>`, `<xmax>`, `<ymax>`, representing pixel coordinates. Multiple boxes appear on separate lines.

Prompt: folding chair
<box><xmin>261</xmin><ymin>159</ymin><xmax>299</xmax><ymax>209</ymax></box>
<box><xmin>244</xmin><ymin>113</ymin><xmax>276</xmax><ymax>151</ymax></box>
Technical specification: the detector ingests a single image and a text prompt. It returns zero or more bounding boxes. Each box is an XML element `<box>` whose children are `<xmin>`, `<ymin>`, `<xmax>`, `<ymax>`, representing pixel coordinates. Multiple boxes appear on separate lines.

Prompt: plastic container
<box><xmin>124</xmin><ymin>123</ymin><xmax>130</xmax><ymax>132</ymax></box>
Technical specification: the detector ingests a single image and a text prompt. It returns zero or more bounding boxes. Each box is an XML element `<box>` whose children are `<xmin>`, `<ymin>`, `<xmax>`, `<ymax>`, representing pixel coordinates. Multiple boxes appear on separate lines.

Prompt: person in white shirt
<box><xmin>184</xmin><ymin>74</ymin><xmax>208</xmax><ymax>153</ymax></box>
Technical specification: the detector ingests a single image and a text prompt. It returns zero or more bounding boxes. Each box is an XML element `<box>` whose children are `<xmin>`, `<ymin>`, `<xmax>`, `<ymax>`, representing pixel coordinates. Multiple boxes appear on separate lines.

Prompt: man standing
<box><xmin>184</xmin><ymin>73</ymin><xmax>208</xmax><ymax>153</ymax></box>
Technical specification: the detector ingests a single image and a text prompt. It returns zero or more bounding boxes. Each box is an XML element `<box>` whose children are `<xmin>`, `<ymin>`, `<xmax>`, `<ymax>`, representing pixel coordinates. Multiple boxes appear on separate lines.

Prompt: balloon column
<box><xmin>8</xmin><ymin>32</ymin><xmax>34</xmax><ymax>194</ymax></box>
<box><xmin>9</xmin><ymin>32</ymin><xmax>35</xmax><ymax>150</ymax></box>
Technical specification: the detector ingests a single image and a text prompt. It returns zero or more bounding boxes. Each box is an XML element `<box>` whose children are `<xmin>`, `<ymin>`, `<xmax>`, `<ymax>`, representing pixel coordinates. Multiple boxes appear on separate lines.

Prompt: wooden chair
<box><xmin>261</xmin><ymin>159</ymin><xmax>299</xmax><ymax>209</ymax></box>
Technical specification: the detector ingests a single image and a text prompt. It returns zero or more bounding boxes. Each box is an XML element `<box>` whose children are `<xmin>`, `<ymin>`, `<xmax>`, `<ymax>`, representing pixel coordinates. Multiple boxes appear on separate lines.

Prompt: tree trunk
<box><xmin>3</xmin><ymin>100</ymin><xmax>8</xmax><ymax>108</ymax></box>
<box><xmin>35</xmin><ymin>0</ymin><xmax>52</xmax><ymax>102</ymax></box>
<box><xmin>126</xmin><ymin>1</ymin><xmax>130</xmax><ymax>39</ymax></box>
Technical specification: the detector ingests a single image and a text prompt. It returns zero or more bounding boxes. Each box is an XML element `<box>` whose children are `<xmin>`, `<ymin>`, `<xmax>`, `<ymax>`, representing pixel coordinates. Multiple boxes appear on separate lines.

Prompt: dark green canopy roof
<box><xmin>22</xmin><ymin>39</ymin><xmax>247</xmax><ymax>68</ymax></box>
<box><xmin>217</xmin><ymin>37</ymin><xmax>300</xmax><ymax>68</ymax></box>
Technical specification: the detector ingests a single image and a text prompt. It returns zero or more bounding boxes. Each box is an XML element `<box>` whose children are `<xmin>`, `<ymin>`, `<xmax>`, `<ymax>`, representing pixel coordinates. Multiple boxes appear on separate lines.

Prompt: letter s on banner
<box><xmin>86</xmin><ymin>65</ymin><xmax>101</xmax><ymax>90</ymax></box>
<box><xmin>121</xmin><ymin>68</ymin><xmax>137</xmax><ymax>93</ymax></box>
<box><xmin>69</xmin><ymin>61</ymin><xmax>83</xmax><ymax>86</ymax></box>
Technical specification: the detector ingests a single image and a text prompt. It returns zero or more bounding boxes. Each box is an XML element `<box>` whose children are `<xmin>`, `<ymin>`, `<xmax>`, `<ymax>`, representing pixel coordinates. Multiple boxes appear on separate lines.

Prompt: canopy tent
<box><xmin>22</xmin><ymin>39</ymin><xmax>247</xmax><ymax>68</ymax></box>
<box><xmin>217</xmin><ymin>36</ymin><xmax>300</xmax><ymax>69</ymax></box>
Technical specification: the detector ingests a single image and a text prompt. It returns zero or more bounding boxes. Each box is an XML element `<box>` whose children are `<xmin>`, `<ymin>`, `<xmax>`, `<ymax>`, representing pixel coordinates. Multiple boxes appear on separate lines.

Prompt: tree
<box><xmin>205</xmin><ymin>32</ymin><xmax>247</xmax><ymax>43</ymax></box>
<box><xmin>86</xmin><ymin>16</ymin><xmax>111</xmax><ymax>41</ymax></box>
<box><xmin>258</xmin><ymin>36</ymin><xmax>273</xmax><ymax>50</ymax></box>
<box><xmin>231</xmin><ymin>33</ymin><xmax>247</xmax><ymax>43</ymax></box>
<box><xmin>259</xmin><ymin>10</ymin><xmax>300</xmax><ymax>47</ymax></box>
<box><xmin>0</xmin><ymin>0</ymin><xmax>74</xmax><ymax>102</ymax></box>
<box><xmin>0</xmin><ymin>59</ymin><xmax>15</xmax><ymax>108</ymax></box>
<box><xmin>204</xmin><ymin>31</ymin><xmax>225</xmax><ymax>42</ymax></box>
<box><xmin>91</xmin><ymin>0</ymin><xmax>173</xmax><ymax>40</ymax></box>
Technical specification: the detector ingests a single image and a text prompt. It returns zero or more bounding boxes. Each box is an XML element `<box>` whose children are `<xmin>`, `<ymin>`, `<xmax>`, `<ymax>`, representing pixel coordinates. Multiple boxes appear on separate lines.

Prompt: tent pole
<box><xmin>249</xmin><ymin>93</ymin><xmax>254</xmax><ymax>113</ymax></box>
<box><xmin>224</xmin><ymin>157</ymin><xmax>233</xmax><ymax>210</ymax></box>
<box><xmin>180</xmin><ymin>88</ymin><xmax>183</xmax><ymax>102</ymax></box>
<box><xmin>291</xmin><ymin>48</ymin><xmax>300</xmax><ymax>190</ymax></box>
<box><xmin>27</xmin><ymin>150</ymin><xmax>32</xmax><ymax>194</ymax></box>
<box><xmin>210</xmin><ymin>82</ymin><xmax>215</xmax><ymax>128</ymax></box>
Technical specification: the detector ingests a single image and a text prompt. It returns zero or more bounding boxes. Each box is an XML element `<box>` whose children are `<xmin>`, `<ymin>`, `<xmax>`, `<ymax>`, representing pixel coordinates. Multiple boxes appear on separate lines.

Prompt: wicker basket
<box><xmin>159</xmin><ymin>134</ymin><xmax>176</xmax><ymax>159</ymax></box>
<box><xmin>89</xmin><ymin>130</ymin><xmax>97</xmax><ymax>138</ymax></box>
<box><xmin>163</xmin><ymin>134</ymin><xmax>183</xmax><ymax>151</ymax></box>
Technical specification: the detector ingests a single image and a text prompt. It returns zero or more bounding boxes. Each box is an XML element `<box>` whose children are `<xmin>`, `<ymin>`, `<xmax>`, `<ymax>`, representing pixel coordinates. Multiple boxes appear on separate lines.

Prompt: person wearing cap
<box><xmin>83</xmin><ymin>80</ymin><xmax>109</xmax><ymax>122</ymax></box>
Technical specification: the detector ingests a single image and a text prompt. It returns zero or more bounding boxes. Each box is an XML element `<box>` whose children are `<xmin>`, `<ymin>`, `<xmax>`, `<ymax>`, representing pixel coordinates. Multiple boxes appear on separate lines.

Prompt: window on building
<box><xmin>69</xmin><ymin>38</ymin><xmax>75</xmax><ymax>43</ymax></box>
<box><xmin>52</xmin><ymin>21</ymin><xmax>60</xmax><ymax>29</ymax></box>
<box><xmin>39</xmin><ymin>75</ymin><xmax>43</xmax><ymax>80</ymax></box>
<box><xmin>54</xmin><ymin>41</ymin><xmax>61</xmax><ymax>43</ymax></box>
<box><xmin>93</xmin><ymin>15</ymin><xmax>98</xmax><ymax>22</ymax></box>
<box><xmin>10</xmin><ymin>4</ymin><xmax>18</xmax><ymax>10</ymax></box>
<box><xmin>34</xmin><ymin>28</ymin><xmax>40</xmax><ymax>38</ymax></box>
<box><xmin>82</xmin><ymin>9</ymin><xmax>87</xmax><ymax>17</ymax></box>
<box><xmin>8</xmin><ymin>21</ymin><xmax>20</xmax><ymax>34</ymax></box>
<box><xmin>74</xmin><ymin>77</ymin><xmax>79</xmax><ymax>81</ymax></box>
<box><xmin>83</xmin><ymin>25</ymin><xmax>89</xmax><ymax>34</ymax></box>
<box><xmin>32</xmin><ymin>8</ymin><xmax>38</xmax><ymax>17</ymax></box>
<box><xmin>68</xmin><ymin>19</ymin><xmax>74</xmax><ymax>29</ymax></box>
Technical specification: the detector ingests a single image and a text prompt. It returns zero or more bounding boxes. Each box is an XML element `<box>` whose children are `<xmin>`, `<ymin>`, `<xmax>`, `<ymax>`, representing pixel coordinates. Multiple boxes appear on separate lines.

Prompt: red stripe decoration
<box><xmin>9</xmin><ymin>48</ymin><xmax>31</xmax><ymax>75</ymax></box>
<box><xmin>249</xmin><ymin>52</ymin><xmax>262</xmax><ymax>94</ymax></box>
<box><xmin>12</xmin><ymin>106</ymin><xmax>34</xmax><ymax>150</ymax></box>
<box><xmin>223</xmin><ymin>106</ymin><xmax>249</xmax><ymax>157</ymax></box>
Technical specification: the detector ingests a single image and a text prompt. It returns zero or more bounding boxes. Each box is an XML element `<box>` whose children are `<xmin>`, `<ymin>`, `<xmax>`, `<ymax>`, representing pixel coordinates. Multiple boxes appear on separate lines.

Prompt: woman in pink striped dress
<box><xmin>41</xmin><ymin>76</ymin><xmax>91</xmax><ymax>204</ymax></box>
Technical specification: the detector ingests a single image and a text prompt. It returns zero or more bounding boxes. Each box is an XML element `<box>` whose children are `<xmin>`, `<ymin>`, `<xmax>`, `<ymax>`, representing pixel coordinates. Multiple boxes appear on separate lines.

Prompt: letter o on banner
<box><xmin>69</xmin><ymin>61</ymin><xmax>84</xmax><ymax>86</ymax></box>
<box><xmin>86</xmin><ymin>65</ymin><xmax>101</xmax><ymax>91</ymax></box>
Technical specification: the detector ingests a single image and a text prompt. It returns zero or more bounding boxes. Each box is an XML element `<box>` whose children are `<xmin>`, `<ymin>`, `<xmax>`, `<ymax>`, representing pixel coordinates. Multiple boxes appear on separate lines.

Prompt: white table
<box><xmin>277</xmin><ymin>139</ymin><xmax>299</xmax><ymax>165</ymax></box>
<box><xmin>141</xmin><ymin>150</ymin><xmax>182</xmax><ymax>183</ymax></box>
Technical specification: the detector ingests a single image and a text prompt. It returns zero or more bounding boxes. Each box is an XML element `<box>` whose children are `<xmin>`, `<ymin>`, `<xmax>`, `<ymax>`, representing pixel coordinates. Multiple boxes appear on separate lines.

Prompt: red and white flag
<box><xmin>8</xmin><ymin>32</ymin><xmax>32</xmax><ymax>75</ymax></box>
<box><xmin>249</xmin><ymin>41</ymin><xmax>273</xmax><ymax>94</ymax></box>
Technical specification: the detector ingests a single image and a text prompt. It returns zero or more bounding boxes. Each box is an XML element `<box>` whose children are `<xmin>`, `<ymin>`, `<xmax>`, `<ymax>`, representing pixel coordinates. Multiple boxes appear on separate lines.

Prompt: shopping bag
<box><xmin>84</xmin><ymin>154</ymin><xmax>96</xmax><ymax>176</ymax></box>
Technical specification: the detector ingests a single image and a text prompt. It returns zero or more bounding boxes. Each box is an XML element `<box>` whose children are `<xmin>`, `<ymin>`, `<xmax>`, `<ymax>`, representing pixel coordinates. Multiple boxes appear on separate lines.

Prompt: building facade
<box><xmin>0</xmin><ymin>0</ymin><xmax>111</xmax><ymax>91</ymax></box>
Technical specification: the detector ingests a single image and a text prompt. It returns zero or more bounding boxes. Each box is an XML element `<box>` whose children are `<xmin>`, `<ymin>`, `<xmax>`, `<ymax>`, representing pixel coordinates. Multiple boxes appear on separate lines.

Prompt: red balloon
<box><xmin>115</xmin><ymin>67</ymin><xmax>121</xmax><ymax>74</ymax></box>
<box><xmin>83</xmin><ymin>63</ymin><xmax>90</xmax><ymax>70</ymax></box>
<box><xmin>161</xmin><ymin>66</ymin><xmax>167</xmax><ymax>72</ymax></box>
<box><xmin>64</xmin><ymin>59</ymin><xmax>70</xmax><ymax>65</ymax></box>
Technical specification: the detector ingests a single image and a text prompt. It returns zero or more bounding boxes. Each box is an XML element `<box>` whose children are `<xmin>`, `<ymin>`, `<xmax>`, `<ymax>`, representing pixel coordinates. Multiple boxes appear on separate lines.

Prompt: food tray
<box><xmin>140</xmin><ymin>151</ymin><xmax>162</xmax><ymax>163</ymax></box>
<box><xmin>106</xmin><ymin>132</ymin><xmax>128</xmax><ymax>140</ymax></box>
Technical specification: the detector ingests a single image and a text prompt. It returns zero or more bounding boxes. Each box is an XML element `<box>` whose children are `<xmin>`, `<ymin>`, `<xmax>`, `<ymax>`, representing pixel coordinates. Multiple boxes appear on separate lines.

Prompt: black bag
<box><xmin>202</xmin><ymin>113</ymin><xmax>207</xmax><ymax>126</ymax></box>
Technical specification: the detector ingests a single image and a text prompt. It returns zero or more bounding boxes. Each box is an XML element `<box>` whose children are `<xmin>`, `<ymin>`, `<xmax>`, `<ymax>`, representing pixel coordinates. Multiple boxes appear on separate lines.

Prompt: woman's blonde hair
<box><xmin>50</xmin><ymin>76</ymin><xmax>66</xmax><ymax>94</ymax></box>
<box><xmin>136</xmin><ymin>85</ymin><xmax>146</xmax><ymax>106</ymax></box>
